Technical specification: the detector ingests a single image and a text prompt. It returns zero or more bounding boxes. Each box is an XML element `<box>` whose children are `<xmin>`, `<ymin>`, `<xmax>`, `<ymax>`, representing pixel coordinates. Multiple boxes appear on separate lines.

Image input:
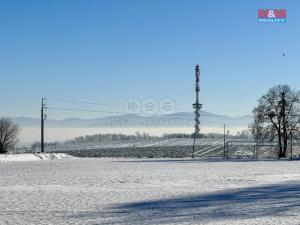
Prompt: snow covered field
<box><xmin>0</xmin><ymin>153</ymin><xmax>73</xmax><ymax>161</ymax></box>
<box><xmin>1</xmin><ymin>158</ymin><xmax>300</xmax><ymax>225</ymax></box>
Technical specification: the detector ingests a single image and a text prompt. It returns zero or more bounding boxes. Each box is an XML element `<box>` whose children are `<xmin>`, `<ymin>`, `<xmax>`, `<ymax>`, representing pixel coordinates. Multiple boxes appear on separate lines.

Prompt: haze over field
<box><xmin>14</xmin><ymin>111</ymin><xmax>252</xmax><ymax>144</ymax></box>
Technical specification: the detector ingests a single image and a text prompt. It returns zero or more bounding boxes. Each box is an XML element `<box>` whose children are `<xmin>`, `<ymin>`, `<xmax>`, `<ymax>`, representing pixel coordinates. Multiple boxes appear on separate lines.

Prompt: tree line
<box><xmin>65</xmin><ymin>132</ymin><xmax>158</xmax><ymax>144</ymax></box>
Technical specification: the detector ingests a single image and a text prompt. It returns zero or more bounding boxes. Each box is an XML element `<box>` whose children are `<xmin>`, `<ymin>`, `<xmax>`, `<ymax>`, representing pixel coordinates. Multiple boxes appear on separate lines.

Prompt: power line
<box><xmin>47</xmin><ymin>107</ymin><xmax>123</xmax><ymax>114</ymax></box>
<box><xmin>46</xmin><ymin>98</ymin><xmax>123</xmax><ymax>108</ymax></box>
<box><xmin>47</xmin><ymin>107</ymin><xmax>171</xmax><ymax>116</ymax></box>
<box><xmin>47</xmin><ymin>107</ymin><xmax>246</xmax><ymax>117</ymax></box>
<box><xmin>45</xmin><ymin>97</ymin><xmax>254</xmax><ymax>115</ymax></box>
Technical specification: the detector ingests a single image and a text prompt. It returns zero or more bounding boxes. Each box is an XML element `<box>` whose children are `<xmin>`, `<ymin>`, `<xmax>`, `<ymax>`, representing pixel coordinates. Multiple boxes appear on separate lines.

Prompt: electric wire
<box><xmin>47</xmin><ymin>107</ymin><xmax>241</xmax><ymax>117</ymax></box>
<box><xmin>46</xmin><ymin>98</ymin><xmax>123</xmax><ymax>108</ymax></box>
<box><xmin>45</xmin><ymin>97</ymin><xmax>254</xmax><ymax>115</ymax></box>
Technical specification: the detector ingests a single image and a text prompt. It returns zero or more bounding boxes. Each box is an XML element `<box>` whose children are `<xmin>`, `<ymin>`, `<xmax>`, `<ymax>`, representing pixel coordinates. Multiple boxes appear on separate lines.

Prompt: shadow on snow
<box><xmin>117</xmin><ymin>158</ymin><xmax>290</xmax><ymax>164</ymax></box>
<box><xmin>69</xmin><ymin>181</ymin><xmax>300</xmax><ymax>224</ymax></box>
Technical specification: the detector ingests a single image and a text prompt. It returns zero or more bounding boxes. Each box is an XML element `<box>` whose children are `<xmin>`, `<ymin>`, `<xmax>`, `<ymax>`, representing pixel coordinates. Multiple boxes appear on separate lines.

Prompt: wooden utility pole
<box><xmin>41</xmin><ymin>98</ymin><xmax>47</xmax><ymax>153</ymax></box>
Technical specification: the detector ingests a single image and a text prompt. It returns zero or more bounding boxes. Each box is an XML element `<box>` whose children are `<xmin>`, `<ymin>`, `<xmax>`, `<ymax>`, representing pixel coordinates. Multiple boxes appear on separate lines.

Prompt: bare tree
<box><xmin>250</xmin><ymin>85</ymin><xmax>300</xmax><ymax>158</ymax></box>
<box><xmin>0</xmin><ymin>117</ymin><xmax>20</xmax><ymax>153</ymax></box>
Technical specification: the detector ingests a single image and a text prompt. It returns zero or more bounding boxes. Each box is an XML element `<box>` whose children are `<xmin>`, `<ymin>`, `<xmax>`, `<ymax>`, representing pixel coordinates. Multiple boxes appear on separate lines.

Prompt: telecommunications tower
<box><xmin>192</xmin><ymin>64</ymin><xmax>202</xmax><ymax>158</ymax></box>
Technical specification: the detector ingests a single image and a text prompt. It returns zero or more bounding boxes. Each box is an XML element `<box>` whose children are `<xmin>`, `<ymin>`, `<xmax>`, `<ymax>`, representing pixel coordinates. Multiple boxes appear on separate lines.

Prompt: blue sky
<box><xmin>0</xmin><ymin>0</ymin><xmax>299</xmax><ymax>119</ymax></box>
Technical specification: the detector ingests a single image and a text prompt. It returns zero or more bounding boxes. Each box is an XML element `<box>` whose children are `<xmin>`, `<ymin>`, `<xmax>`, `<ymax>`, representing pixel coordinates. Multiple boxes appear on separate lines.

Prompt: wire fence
<box><xmin>14</xmin><ymin>138</ymin><xmax>300</xmax><ymax>159</ymax></box>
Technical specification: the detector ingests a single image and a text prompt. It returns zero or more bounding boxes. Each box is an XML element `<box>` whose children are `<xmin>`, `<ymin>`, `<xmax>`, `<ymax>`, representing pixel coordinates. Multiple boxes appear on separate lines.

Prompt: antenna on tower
<box><xmin>192</xmin><ymin>64</ymin><xmax>202</xmax><ymax>158</ymax></box>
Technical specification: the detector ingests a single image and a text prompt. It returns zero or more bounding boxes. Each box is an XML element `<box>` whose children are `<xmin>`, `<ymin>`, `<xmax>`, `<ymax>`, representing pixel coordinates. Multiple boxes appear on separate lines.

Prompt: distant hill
<box><xmin>13</xmin><ymin>111</ymin><xmax>252</xmax><ymax>128</ymax></box>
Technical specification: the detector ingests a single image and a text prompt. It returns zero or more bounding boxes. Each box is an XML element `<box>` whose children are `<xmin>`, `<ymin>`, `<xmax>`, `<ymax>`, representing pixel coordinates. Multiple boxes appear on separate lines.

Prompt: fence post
<box><xmin>255</xmin><ymin>142</ymin><xmax>258</xmax><ymax>159</ymax></box>
<box><xmin>223</xmin><ymin>124</ymin><xmax>226</xmax><ymax>159</ymax></box>
<box><xmin>290</xmin><ymin>133</ymin><xmax>293</xmax><ymax>159</ymax></box>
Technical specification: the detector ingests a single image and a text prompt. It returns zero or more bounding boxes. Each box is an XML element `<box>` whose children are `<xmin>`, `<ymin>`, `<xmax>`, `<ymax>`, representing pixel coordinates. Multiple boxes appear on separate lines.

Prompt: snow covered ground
<box><xmin>0</xmin><ymin>153</ymin><xmax>73</xmax><ymax>161</ymax></box>
<box><xmin>0</xmin><ymin>158</ymin><xmax>300</xmax><ymax>224</ymax></box>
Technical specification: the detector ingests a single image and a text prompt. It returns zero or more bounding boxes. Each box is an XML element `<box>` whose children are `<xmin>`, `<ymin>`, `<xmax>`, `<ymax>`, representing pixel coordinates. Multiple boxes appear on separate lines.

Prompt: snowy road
<box><xmin>0</xmin><ymin>158</ymin><xmax>300</xmax><ymax>224</ymax></box>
